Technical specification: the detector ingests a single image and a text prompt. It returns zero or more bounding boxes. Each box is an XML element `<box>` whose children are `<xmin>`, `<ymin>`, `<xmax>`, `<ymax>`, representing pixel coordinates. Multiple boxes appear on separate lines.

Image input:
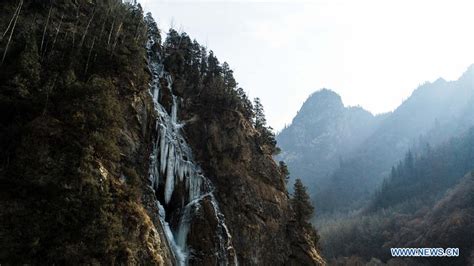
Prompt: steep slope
<box><xmin>371</xmin><ymin>127</ymin><xmax>474</xmax><ymax>211</ymax></box>
<box><xmin>144</xmin><ymin>16</ymin><xmax>238</xmax><ymax>265</ymax></box>
<box><xmin>387</xmin><ymin>172</ymin><xmax>474</xmax><ymax>265</ymax></box>
<box><xmin>424</xmin><ymin>65</ymin><xmax>474</xmax><ymax>144</ymax></box>
<box><xmin>320</xmin><ymin>128</ymin><xmax>474</xmax><ymax>265</ymax></box>
<box><xmin>277</xmin><ymin>89</ymin><xmax>386</xmax><ymax>191</ymax></box>
<box><xmin>0</xmin><ymin>1</ymin><xmax>324</xmax><ymax>265</ymax></box>
<box><xmin>385</xmin><ymin>172</ymin><xmax>474</xmax><ymax>266</ymax></box>
<box><xmin>0</xmin><ymin>0</ymin><xmax>173</xmax><ymax>264</ymax></box>
<box><xmin>315</xmin><ymin>67</ymin><xmax>474</xmax><ymax>213</ymax></box>
<box><xmin>155</xmin><ymin>26</ymin><xmax>325</xmax><ymax>265</ymax></box>
<box><xmin>322</xmin><ymin>172</ymin><xmax>474</xmax><ymax>266</ymax></box>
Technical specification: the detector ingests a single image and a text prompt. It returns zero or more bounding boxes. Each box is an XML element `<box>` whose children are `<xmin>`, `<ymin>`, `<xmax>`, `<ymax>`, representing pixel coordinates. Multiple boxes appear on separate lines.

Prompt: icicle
<box><xmin>149</xmin><ymin>148</ymin><xmax>157</xmax><ymax>189</ymax></box>
<box><xmin>153</xmin><ymin>152</ymin><xmax>160</xmax><ymax>188</ymax></box>
<box><xmin>166</xmin><ymin>75</ymin><xmax>173</xmax><ymax>92</ymax></box>
<box><xmin>188</xmin><ymin>175</ymin><xmax>202</xmax><ymax>202</ymax></box>
<box><xmin>164</xmin><ymin>144</ymin><xmax>176</xmax><ymax>204</ymax></box>
<box><xmin>153</xmin><ymin>85</ymin><xmax>159</xmax><ymax>103</ymax></box>
<box><xmin>178</xmin><ymin>159</ymin><xmax>185</xmax><ymax>182</ymax></box>
<box><xmin>160</xmin><ymin>128</ymin><xmax>168</xmax><ymax>174</ymax></box>
<box><xmin>171</xmin><ymin>96</ymin><xmax>178</xmax><ymax>125</ymax></box>
<box><xmin>145</xmin><ymin>15</ymin><xmax>238</xmax><ymax>264</ymax></box>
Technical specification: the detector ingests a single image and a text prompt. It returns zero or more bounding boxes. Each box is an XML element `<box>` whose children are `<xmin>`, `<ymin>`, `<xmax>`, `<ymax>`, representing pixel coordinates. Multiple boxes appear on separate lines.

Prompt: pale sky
<box><xmin>139</xmin><ymin>0</ymin><xmax>474</xmax><ymax>131</ymax></box>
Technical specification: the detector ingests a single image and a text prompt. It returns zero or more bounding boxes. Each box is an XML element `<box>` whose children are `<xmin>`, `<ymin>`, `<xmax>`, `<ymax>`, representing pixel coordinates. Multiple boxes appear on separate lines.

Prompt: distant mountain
<box><xmin>385</xmin><ymin>171</ymin><xmax>474</xmax><ymax>265</ymax></box>
<box><xmin>278</xmin><ymin>65</ymin><xmax>474</xmax><ymax>214</ymax></box>
<box><xmin>371</xmin><ymin>127</ymin><xmax>474</xmax><ymax>212</ymax></box>
<box><xmin>423</xmin><ymin>65</ymin><xmax>474</xmax><ymax>144</ymax></box>
<box><xmin>320</xmin><ymin>128</ymin><xmax>474</xmax><ymax>265</ymax></box>
<box><xmin>322</xmin><ymin>172</ymin><xmax>474</xmax><ymax>266</ymax></box>
<box><xmin>276</xmin><ymin>89</ymin><xmax>386</xmax><ymax>191</ymax></box>
<box><xmin>316</xmin><ymin>65</ymin><xmax>474</xmax><ymax>213</ymax></box>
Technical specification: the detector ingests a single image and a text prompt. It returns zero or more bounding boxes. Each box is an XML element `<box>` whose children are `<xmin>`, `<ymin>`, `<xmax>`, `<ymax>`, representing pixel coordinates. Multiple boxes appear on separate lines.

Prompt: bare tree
<box><xmin>40</xmin><ymin>3</ymin><xmax>53</xmax><ymax>53</ymax></box>
<box><xmin>107</xmin><ymin>20</ymin><xmax>115</xmax><ymax>48</ymax></box>
<box><xmin>79</xmin><ymin>8</ymin><xmax>96</xmax><ymax>48</ymax></box>
<box><xmin>2</xmin><ymin>0</ymin><xmax>22</xmax><ymax>41</ymax></box>
<box><xmin>111</xmin><ymin>21</ymin><xmax>123</xmax><ymax>53</ymax></box>
<box><xmin>84</xmin><ymin>37</ymin><xmax>96</xmax><ymax>75</ymax></box>
<box><xmin>72</xmin><ymin>4</ymin><xmax>80</xmax><ymax>47</ymax></box>
<box><xmin>2</xmin><ymin>0</ymin><xmax>23</xmax><ymax>65</ymax></box>
<box><xmin>49</xmin><ymin>14</ymin><xmax>64</xmax><ymax>54</ymax></box>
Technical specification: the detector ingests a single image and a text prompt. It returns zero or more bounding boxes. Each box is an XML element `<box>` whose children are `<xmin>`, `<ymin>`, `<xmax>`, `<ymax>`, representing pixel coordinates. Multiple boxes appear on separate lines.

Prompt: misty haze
<box><xmin>0</xmin><ymin>0</ymin><xmax>473</xmax><ymax>265</ymax></box>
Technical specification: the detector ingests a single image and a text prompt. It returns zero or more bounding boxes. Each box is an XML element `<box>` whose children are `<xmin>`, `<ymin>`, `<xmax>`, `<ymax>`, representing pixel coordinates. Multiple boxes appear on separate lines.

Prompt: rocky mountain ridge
<box><xmin>278</xmin><ymin>65</ymin><xmax>474</xmax><ymax>213</ymax></box>
<box><xmin>0</xmin><ymin>1</ymin><xmax>324</xmax><ymax>265</ymax></box>
<box><xmin>277</xmin><ymin>88</ymin><xmax>386</xmax><ymax>191</ymax></box>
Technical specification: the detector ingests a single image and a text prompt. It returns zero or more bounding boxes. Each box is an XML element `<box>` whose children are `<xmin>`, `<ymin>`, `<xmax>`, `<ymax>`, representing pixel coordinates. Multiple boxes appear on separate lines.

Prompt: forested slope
<box><xmin>320</xmin><ymin>128</ymin><xmax>474</xmax><ymax>265</ymax></box>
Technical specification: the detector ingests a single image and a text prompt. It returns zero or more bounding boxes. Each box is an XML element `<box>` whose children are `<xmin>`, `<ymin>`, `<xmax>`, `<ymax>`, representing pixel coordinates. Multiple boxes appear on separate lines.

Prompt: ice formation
<box><xmin>145</xmin><ymin>15</ymin><xmax>237</xmax><ymax>266</ymax></box>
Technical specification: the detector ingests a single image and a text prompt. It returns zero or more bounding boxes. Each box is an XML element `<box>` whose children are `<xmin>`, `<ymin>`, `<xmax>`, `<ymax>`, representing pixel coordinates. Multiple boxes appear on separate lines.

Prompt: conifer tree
<box><xmin>233</xmin><ymin>87</ymin><xmax>252</xmax><ymax>119</ymax></box>
<box><xmin>252</xmin><ymin>97</ymin><xmax>279</xmax><ymax>154</ymax></box>
<box><xmin>207</xmin><ymin>50</ymin><xmax>221</xmax><ymax>76</ymax></box>
<box><xmin>279</xmin><ymin>161</ymin><xmax>290</xmax><ymax>184</ymax></box>
<box><xmin>222</xmin><ymin>62</ymin><xmax>237</xmax><ymax>89</ymax></box>
<box><xmin>253</xmin><ymin>97</ymin><xmax>266</xmax><ymax>129</ymax></box>
<box><xmin>292</xmin><ymin>178</ymin><xmax>314</xmax><ymax>225</ymax></box>
<box><xmin>405</xmin><ymin>150</ymin><xmax>414</xmax><ymax>172</ymax></box>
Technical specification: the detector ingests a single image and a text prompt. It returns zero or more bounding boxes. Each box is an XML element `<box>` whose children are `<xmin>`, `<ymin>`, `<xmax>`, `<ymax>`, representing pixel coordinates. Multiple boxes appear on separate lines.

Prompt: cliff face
<box><xmin>175</xmin><ymin>63</ymin><xmax>324</xmax><ymax>266</ymax></box>
<box><xmin>144</xmin><ymin>13</ymin><xmax>324</xmax><ymax>264</ymax></box>
<box><xmin>0</xmin><ymin>1</ymin><xmax>324</xmax><ymax>265</ymax></box>
<box><xmin>0</xmin><ymin>0</ymin><xmax>173</xmax><ymax>264</ymax></box>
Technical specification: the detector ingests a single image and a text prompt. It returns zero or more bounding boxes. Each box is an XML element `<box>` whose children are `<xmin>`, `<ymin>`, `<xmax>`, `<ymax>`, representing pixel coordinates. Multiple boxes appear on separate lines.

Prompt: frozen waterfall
<box><xmin>145</xmin><ymin>16</ymin><xmax>237</xmax><ymax>266</ymax></box>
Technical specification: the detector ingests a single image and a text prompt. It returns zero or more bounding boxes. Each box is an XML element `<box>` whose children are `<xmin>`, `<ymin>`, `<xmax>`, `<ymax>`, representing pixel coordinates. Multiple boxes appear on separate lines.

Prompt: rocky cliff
<box><xmin>179</xmin><ymin>86</ymin><xmax>324</xmax><ymax>265</ymax></box>
<box><xmin>0</xmin><ymin>0</ymin><xmax>324</xmax><ymax>265</ymax></box>
<box><xmin>145</xmin><ymin>11</ymin><xmax>325</xmax><ymax>265</ymax></box>
<box><xmin>0</xmin><ymin>0</ymin><xmax>173</xmax><ymax>263</ymax></box>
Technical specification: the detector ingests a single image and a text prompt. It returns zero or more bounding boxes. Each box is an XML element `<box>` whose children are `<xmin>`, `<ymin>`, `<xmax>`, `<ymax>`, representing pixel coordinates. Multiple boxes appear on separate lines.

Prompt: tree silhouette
<box><xmin>292</xmin><ymin>178</ymin><xmax>314</xmax><ymax>225</ymax></box>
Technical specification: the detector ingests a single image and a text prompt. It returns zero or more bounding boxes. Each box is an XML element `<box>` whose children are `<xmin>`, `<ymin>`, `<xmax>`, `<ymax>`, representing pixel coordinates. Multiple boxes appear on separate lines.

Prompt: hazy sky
<box><xmin>139</xmin><ymin>0</ymin><xmax>474</xmax><ymax>131</ymax></box>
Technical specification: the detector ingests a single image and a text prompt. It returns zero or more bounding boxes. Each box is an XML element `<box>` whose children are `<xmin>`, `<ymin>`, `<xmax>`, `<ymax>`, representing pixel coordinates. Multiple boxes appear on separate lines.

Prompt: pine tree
<box><xmin>199</xmin><ymin>46</ymin><xmax>208</xmax><ymax>75</ymax></box>
<box><xmin>253</xmin><ymin>97</ymin><xmax>266</xmax><ymax>129</ymax></box>
<box><xmin>252</xmin><ymin>97</ymin><xmax>279</xmax><ymax>154</ymax></box>
<box><xmin>405</xmin><ymin>150</ymin><xmax>414</xmax><ymax>171</ymax></box>
<box><xmin>292</xmin><ymin>178</ymin><xmax>314</xmax><ymax>225</ymax></box>
<box><xmin>207</xmin><ymin>50</ymin><xmax>221</xmax><ymax>76</ymax></box>
<box><xmin>279</xmin><ymin>161</ymin><xmax>290</xmax><ymax>184</ymax></box>
<box><xmin>291</xmin><ymin>179</ymin><xmax>322</xmax><ymax>253</ymax></box>
<box><xmin>236</xmin><ymin>87</ymin><xmax>253</xmax><ymax>119</ymax></box>
<box><xmin>222</xmin><ymin>62</ymin><xmax>237</xmax><ymax>89</ymax></box>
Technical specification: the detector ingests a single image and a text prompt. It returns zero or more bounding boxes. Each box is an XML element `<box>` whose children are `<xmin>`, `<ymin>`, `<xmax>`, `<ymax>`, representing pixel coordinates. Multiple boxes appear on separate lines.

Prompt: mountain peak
<box><xmin>309</xmin><ymin>88</ymin><xmax>342</xmax><ymax>101</ymax></box>
<box><xmin>302</xmin><ymin>89</ymin><xmax>343</xmax><ymax>111</ymax></box>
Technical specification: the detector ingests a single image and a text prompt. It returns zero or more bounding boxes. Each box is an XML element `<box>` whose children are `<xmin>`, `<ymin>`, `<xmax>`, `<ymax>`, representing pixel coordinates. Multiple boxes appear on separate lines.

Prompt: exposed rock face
<box><xmin>0</xmin><ymin>0</ymin><xmax>173</xmax><ymax>264</ymax></box>
<box><xmin>0</xmin><ymin>1</ymin><xmax>325</xmax><ymax>265</ymax></box>
<box><xmin>125</xmin><ymin>90</ymin><xmax>175</xmax><ymax>265</ymax></box>
<box><xmin>137</xmin><ymin>7</ymin><xmax>325</xmax><ymax>264</ymax></box>
<box><xmin>179</xmin><ymin>91</ymin><xmax>325</xmax><ymax>265</ymax></box>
